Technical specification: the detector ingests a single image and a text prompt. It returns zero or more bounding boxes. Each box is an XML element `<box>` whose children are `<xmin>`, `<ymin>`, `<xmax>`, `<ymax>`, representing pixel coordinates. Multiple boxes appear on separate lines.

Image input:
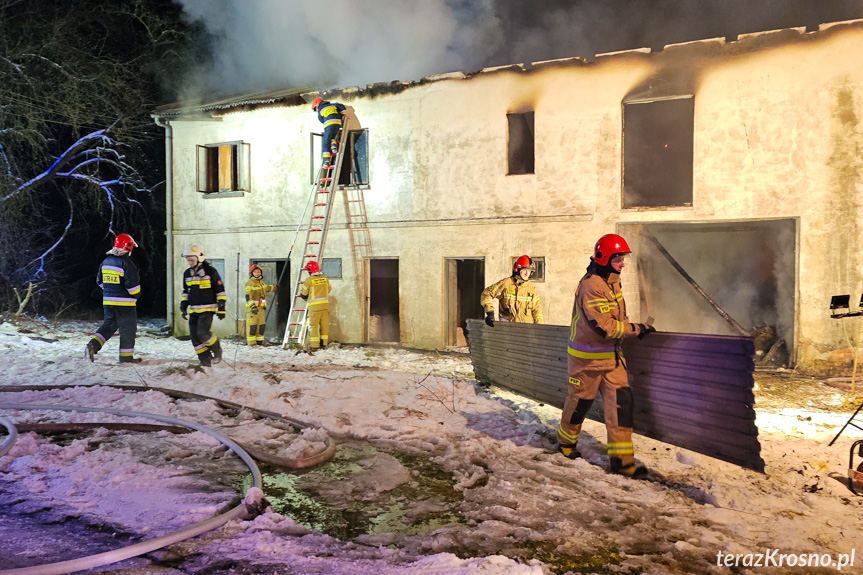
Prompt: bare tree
<box><xmin>0</xmin><ymin>0</ymin><xmax>210</xmax><ymax>317</ymax></box>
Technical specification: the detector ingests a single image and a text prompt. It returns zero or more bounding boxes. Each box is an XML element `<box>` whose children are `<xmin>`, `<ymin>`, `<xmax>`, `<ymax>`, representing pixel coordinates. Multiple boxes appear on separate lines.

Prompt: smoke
<box><xmin>175</xmin><ymin>0</ymin><xmax>503</xmax><ymax>99</ymax></box>
<box><xmin>174</xmin><ymin>0</ymin><xmax>863</xmax><ymax>100</ymax></box>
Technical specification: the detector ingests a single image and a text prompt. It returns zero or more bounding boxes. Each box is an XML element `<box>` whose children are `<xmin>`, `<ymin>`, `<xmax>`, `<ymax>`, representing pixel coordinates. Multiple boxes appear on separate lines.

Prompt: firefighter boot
<box><xmin>557</xmin><ymin>444</ymin><xmax>581</xmax><ymax>460</ymax></box>
<box><xmin>119</xmin><ymin>357</ymin><xmax>143</xmax><ymax>364</ymax></box>
<box><xmin>85</xmin><ymin>341</ymin><xmax>97</xmax><ymax>362</ymax></box>
<box><xmin>609</xmin><ymin>457</ymin><xmax>648</xmax><ymax>479</ymax></box>
<box><xmin>211</xmin><ymin>341</ymin><xmax>223</xmax><ymax>365</ymax></box>
<box><xmin>197</xmin><ymin>348</ymin><xmax>212</xmax><ymax>367</ymax></box>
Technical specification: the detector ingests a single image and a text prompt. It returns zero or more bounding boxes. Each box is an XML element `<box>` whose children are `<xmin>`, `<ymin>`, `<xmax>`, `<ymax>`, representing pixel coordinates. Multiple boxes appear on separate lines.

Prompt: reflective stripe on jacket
<box><xmin>317</xmin><ymin>101</ymin><xmax>345</xmax><ymax>128</ymax></box>
<box><xmin>301</xmin><ymin>274</ymin><xmax>331</xmax><ymax>310</ymax></box>
<box><xmin>182</xmin><ymin>262</ymin><xmax>226</xmax><ymax>314</ymax></box>
<box><xmin>97</xmin><ymin>254</ymin><xmax>141</xmax><ymax>307</ymax></box>
<box><xmin>245</xmin><ymin>277</ymin><xmax>275</xmax><ymax>307</ymax></box>
<box><xmin>567</xmin><ymin>271</ymin><xmax>640</xmax><ymax>368</ymax></box>
<box><xmin>480</xmin><ymin>276</ymin><xmax>543</xmax><ymax>324</ymax></box>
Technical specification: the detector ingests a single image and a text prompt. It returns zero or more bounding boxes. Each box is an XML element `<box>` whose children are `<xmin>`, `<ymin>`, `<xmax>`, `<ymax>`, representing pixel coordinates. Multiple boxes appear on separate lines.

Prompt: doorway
<box><xmin>445</xmin><ymin>258</ymin><xmax>485</xmax><ymax>347</ymax></box>
<box><xmin>367</xmin><ymin>259</ymin><xmax>400</xmax><ymax>343</ymax></box>
<box><xmin>619</xmin><ymin>219</ymin><xmax>797</xmax><ymax>366</ymax></box>
<box><xmin>251</xmin><ymin>259</ymin><xmax>290</xmax><ymax>344</ymax></box>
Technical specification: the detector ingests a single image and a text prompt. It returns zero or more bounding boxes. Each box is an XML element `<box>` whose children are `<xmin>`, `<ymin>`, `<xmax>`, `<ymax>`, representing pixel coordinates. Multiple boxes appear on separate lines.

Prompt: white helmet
<box><xmin>182</xmin><ymin>244</ymin><xmax>205</xmax><ymax>262</ymax></box>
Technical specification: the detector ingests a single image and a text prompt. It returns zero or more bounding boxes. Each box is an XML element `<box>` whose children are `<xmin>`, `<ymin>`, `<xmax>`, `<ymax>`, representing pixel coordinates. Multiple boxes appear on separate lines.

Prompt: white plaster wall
<box><xmin>164</xmin><ymin>23</ymin><xmax>863</xmax><ymax>361</ymax></box>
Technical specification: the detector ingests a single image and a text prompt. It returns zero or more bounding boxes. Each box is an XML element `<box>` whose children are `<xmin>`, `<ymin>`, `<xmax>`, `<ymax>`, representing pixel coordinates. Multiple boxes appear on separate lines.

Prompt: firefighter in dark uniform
<box><xmin>245</xmin><ymin>264</ymin><xmax>276</xmax><ymax>346</ymax></box>
<box><xmin>180</xmin><ymin>244</ymin><xmax>226</xmax><ymax>366</ymax></box>
<box><xmin>86</xmin><ymin>233</ymin><xmax>141</xmax><ymax>363</ymax></box>
<box><xmin>557</xmin><ymin>234</ymin><xmax>655</xmax><ymax>478</ymax></box>
<box><xmin>311</xmin><ymin>97</ymin><xmax>346</xmax><ymax>168</ymax></box>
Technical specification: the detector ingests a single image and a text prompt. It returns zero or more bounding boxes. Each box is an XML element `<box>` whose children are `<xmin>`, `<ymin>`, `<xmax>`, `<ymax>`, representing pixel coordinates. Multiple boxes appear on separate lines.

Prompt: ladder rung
<box><xmin>314</xmin><ymin>203</ymin><xmax>328</xmax><ymax>207</ymax></box>
<box><xmin>292</xmin><ymin>308</ymin><xmax>306</xmax><ymax>312</ymax></box>
<box><xmin>308</xmin><ymin>241</ymin><xmax>320</xmax><ymax>245</ymax></box>
<box><xmin>319</xmin><ymin>178</ymin><xmax>332</xmax><ymax>182</ymax></box>
<box><xmin>312</xmin><ymin>216</ymin><xmax>325</xmax><ymax>219</ymax></box>
<box><xmin>310</xmin><ymin>228</ymin><xmax>322</xmax><ymax>232</ymax></box>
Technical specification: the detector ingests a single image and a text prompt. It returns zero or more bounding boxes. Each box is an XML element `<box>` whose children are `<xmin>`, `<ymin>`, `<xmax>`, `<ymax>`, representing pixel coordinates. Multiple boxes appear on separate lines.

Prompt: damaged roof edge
<box><xmin>153</xmin><ymin>18</ymin><xmax>863</xmax><ymax>118</ymax></box>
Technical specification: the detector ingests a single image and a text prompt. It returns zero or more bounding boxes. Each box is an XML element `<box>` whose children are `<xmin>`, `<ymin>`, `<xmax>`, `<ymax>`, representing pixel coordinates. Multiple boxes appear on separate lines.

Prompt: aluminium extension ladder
<box><xmin>281</xmin><ymin>120</ymin><xmax>350</xmax><ymax>348</ymax></box>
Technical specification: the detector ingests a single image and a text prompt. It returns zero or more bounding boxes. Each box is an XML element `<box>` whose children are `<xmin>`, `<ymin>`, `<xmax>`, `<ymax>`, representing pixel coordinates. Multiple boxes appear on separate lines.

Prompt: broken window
<box><xmin>511</xmin><ymin>256</ymin><xmax>545</xmax><ymax>282</ymax></box>
<box><xmin>196</xmin><ymin>141</ymin><xmax>251</xmax><ymax>194</ymax></box>
<box><xmin>622</xmin><ymin>97</ymin><xmax>693</xmax><ymax>208</ymax></box>
<box><xmin>310</xmin><ymin>129</ymin><xmax>369</xmax><ymax>187</ymax></box>
<box><xmin>507</xmin><ymin>112</ymin><xmax>535</xmax><ymax>175</ymax></box>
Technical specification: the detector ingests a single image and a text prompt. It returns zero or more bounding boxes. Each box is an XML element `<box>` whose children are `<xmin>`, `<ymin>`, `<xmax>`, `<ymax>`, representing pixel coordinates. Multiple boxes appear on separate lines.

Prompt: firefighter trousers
<box><xmin>246</xmin><ymin>306</ymin><xmax>266</xmax><ymax>345</ymax></box>
<box><xmin>308</xmin><ymin>308</ymin><xmax>329</xmax><ymax>349</ymax></box>
<box><xmin>557</xmin><ymin>358</ymin><xmax>636</xmax><ymax>466</ymax></box>
<box><xmin>90</xmin><ymin>306</ymin><xmax>137</xmax><ymax>362</ymax></box>
<box><xmin>189</xmin><ymin>312</ymin><xmax>220</xmax><ymax>366</ymax></box>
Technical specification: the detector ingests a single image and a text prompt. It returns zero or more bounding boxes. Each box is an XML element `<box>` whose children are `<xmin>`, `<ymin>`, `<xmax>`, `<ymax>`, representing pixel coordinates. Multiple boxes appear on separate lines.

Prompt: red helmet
<box><xmin>591</xmin><ymin>234</ymin><xmax>631</xmax><ymax>266</ymax></box>
<box><xmin>249</xmin><ymin>264</ymin><xmax>262</xmax><ymax>277</ymax></box>
<box><xmin>311</xmin><ymin>97</ymin><xmax>322</xmax><ymax>111</ymax></box>
<box><xmin>512</xmin><ymin>255</ymin><xmax>535</xmax><ymax>273</ymax></box>
<box><xmin>304</xmin><ymin>261</ymin><xmax>320</xmax><ymax>274</ymax></box>
<box><xmin>113</xmin><ymin>233</ymin><xmax>137</xmax><ymax>252</ymax></box>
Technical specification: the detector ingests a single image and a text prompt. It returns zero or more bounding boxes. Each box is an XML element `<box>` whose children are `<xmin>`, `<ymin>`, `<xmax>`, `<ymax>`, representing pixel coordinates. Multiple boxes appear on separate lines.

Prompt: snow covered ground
<box><xmin>1</xmin><ymin>318</ymin><xmax>862</xmax><ymax>574</ymax></box>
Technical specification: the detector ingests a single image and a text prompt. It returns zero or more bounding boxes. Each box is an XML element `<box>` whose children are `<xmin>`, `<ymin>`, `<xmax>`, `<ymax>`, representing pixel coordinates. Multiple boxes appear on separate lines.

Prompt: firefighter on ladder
<box><xmin>311</xmin><ymin>97</ymin><xmax>346</xmax><ymax>168</ymax></box>
<box><xmin>557</xmin><ymin>234</ymin><xmax>656</xmax><ymax>478</ymax></box>
<box><xmin>179</xmin><ymin>244</ymin><xmax>226</xmax><ymax>366</ymax></box>
<box><xmin>480</xmin><ymin>255</ymin><xmax>544</xmax><ymax>326</ymax></box>
<box><xmin>86</xmin><ymin>233</ymin><xmax>141</xmax><ymax>364</ymax></box>
<box><xmin>300</xmin><ymin>261</ymin><xmax>331</xmax><ymax>351</ymax></box>
<box><xmin>245</xmin><ymin>264</ymin><xmax>276</xmax><ymax>346</ymax></box>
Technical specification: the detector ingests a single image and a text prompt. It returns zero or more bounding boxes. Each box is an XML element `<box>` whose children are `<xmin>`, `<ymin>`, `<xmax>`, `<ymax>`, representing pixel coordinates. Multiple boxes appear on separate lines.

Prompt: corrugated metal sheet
<box><xmin>466</xmin><ymin>319</ymin><xmax>764</xmax><ymax>472</ymax></box>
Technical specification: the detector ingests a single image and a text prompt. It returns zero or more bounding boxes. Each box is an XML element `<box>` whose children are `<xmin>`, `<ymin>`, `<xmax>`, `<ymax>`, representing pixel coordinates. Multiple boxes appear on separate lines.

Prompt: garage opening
<box><xmin>445</xmin><ymin>258</ymin><xmax>485</xmax><ymax>347</ymax></box>
<box><xmin>367</xmin><ymin>259</ymin><xmax>400</xmax><ymax>343</ymax></box>
<box><xmin>620</xmin><ymin>219</ymin><xmax>797</xmax><ymax>366</ymax></box>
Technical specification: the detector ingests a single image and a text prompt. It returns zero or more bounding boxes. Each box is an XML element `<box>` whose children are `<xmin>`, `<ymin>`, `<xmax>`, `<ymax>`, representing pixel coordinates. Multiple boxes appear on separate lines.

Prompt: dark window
<box><xmin>511</xmin><ymin>256</ymin><xmax>545</xmax><ymax>282</ymax></box>
<box><xmin>322</xmin><ymin>258</ymin><xmax>342</xmax><ymax>279</ymax></box>
<box><xmin>196</xmin><ymin>141</ymin><xmax>250</xmax><ymax>194</ymax></box>
<box><xmin>310</xmin><ymin>129</ymin><xmax>369</xmax><ymax>187</ymax></box>
<box><xmin>623</xmin><ymin>97</ymin><xmax>693</xmax><ymax>208</ymax></box>
<box><xmin>507</xmin><ymin>112</ymin><xmax>535</xmax><ymax>175</ymax></box>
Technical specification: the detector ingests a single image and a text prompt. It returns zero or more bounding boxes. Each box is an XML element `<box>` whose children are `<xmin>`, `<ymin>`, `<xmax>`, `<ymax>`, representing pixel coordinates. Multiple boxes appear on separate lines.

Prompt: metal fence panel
<box><xmin>466</xmin><ymin>319</ymin><xmax>764</xmax><ymax>472</ymax></box>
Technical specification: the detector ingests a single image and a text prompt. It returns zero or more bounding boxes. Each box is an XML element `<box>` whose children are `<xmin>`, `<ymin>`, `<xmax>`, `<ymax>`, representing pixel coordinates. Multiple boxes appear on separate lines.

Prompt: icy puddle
<box><xmin>254</xmin><ymin>439</ymin><xmax>465</xmax><ymax>539</ymax></box>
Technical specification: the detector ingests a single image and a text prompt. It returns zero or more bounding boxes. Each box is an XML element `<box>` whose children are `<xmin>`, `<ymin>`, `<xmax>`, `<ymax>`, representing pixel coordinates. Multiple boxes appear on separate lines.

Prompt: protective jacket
<box><xmin>245</xmin><ymin>277</ymin><xmax>275</xmax><ymax>308</ymax></box>
<box><xmin>316</xmin><ymin>101</ymin><xmax>346</xmax><ymax>128</ymax></box>
<box><xmin>181</xmin><ymin>262</ymin><xmax>226</xmax><ymax>315</ymax></box>
<box><xmin>481</xmin><ymin>276</ymin><xmax>543</xmax><ymax>323</ymax></box>
<box><xmin>567</xmin><ymin>269</ymin><xmax>641</xmax><ymax>369</ymax></box>
<box><xmin>97</xmin><ymin>254</ymin><xmax>141</xmax><ymax>307</ymax></box>
<box><xmin>301</xmin><ymin>273</ymin><xmax>331</xmax><ymax>310</ymax></box>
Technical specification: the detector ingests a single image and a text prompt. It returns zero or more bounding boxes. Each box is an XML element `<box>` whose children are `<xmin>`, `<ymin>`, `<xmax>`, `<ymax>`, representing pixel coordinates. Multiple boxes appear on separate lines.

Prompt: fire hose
<box><xmin>0</xmin><ymin>404</ymin><xmax>263</xmax><ymax>575</ymax></box>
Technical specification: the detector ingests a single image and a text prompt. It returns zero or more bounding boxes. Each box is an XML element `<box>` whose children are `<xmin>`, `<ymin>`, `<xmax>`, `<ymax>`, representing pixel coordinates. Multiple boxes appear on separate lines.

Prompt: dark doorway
<box><xmin>251</xmin><ymin>259</ymin><xmax>290</xmax><ymax>344</ymax></box>
<box><xmin>445</xmin><ymin>258</ymin><xmax>485</xmax><ymax>347</ymax></box>
<box><xmin>367</xmin><ymin>259</ymin><xmax>400</xmax><ymax>343</ymax></box>
<box><xmin>620</xmin><ymin>220</ymin><xmax>797</xmax><ymax>366</ymax></box>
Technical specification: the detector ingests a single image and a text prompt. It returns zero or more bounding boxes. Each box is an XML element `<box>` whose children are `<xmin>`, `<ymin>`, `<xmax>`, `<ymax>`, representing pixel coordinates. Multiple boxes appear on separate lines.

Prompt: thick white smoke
<box><xmin>176</xmin><ymin>0</ymin><xmax>503</xmax><ymax>98</ymax></box>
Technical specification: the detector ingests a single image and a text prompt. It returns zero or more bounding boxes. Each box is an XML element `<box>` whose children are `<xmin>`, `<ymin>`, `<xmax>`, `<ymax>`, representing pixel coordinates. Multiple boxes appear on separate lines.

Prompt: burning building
<box><xmin>153</xmin><ymin>20</ymin><xmax>863</xmax><ymax>370</ymax></box>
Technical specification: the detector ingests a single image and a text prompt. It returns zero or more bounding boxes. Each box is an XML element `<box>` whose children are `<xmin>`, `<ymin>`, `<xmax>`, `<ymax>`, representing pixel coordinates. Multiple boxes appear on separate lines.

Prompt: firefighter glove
<box><xmin>250</xmin><ymin>304</ymin><xmax>258</xmax><ymax>314</ymax></box>
<box><xmin>217</xmin><ymin>311</ymin><xmax>225</xmax><ymax>321</ymax></box>
<box><xmin>637</xmin><ymin>324</ymin><xmax>656</xmax><ymax>339</ymax></box>
<box><xmin>181</xmin><ymin>311</ymin><xmax>188</xmax><ymax>320</ymax></box>
<box><xmin>485</xmin><ymin>311</ymin><xmax>495</xmax><ymax>328</ymax></box>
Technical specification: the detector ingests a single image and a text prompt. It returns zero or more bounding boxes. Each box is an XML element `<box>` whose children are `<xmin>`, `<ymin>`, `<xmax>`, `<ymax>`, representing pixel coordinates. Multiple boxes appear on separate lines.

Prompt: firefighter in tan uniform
<box><xmin>245</xmin><ymin>265</ymin><xmax>276</xmax><ymax>346</ymax></box>
<box><xmin>300</xmin><ymin>261</ymin><xmax>331</xmax><ymax>350</ymax></box>
<box><xmin>557</xmin><ymin>234</ymin><xmax>655</xmax><ymax>479</ymax></box>
<box><xmin>480</xmin><ymin>255</ymin><xmax>543</xmax><ymax>326</ymax></box>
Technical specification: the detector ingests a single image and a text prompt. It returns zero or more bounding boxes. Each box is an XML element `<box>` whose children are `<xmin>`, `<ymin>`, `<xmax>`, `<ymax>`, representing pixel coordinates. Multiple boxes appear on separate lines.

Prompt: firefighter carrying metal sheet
<box><xmin>557</xmin><ymin>234</ymin><xmax>655</xmax><ymax>478</ymax></box>
<box><xmin>300</xmin><ymin>261</ymin><xmax>331</xmax><ymax>350</ymax></box>
<box><xmin>179</xmin><ymin>244</ymin><xmax>226</xmax><ymax>367</ymax></box>
<box><xmin>245</xmin><ymin>264</ymin><xmax>276</xmax><ymax>346</ymax></box>
<box><xmin>480</xmin><ymin>255</ymin><xmax>544</xmax><ymax>326</ymax></box>
<box><xmin>86</xmin><ymin>233</ymin><xmax>141</xmax><ymax>363</ymax></box>
<box><xmin>311</xmin><ymin>97</ymin><xmax>346</xmax><ymax>168</ymax></box>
